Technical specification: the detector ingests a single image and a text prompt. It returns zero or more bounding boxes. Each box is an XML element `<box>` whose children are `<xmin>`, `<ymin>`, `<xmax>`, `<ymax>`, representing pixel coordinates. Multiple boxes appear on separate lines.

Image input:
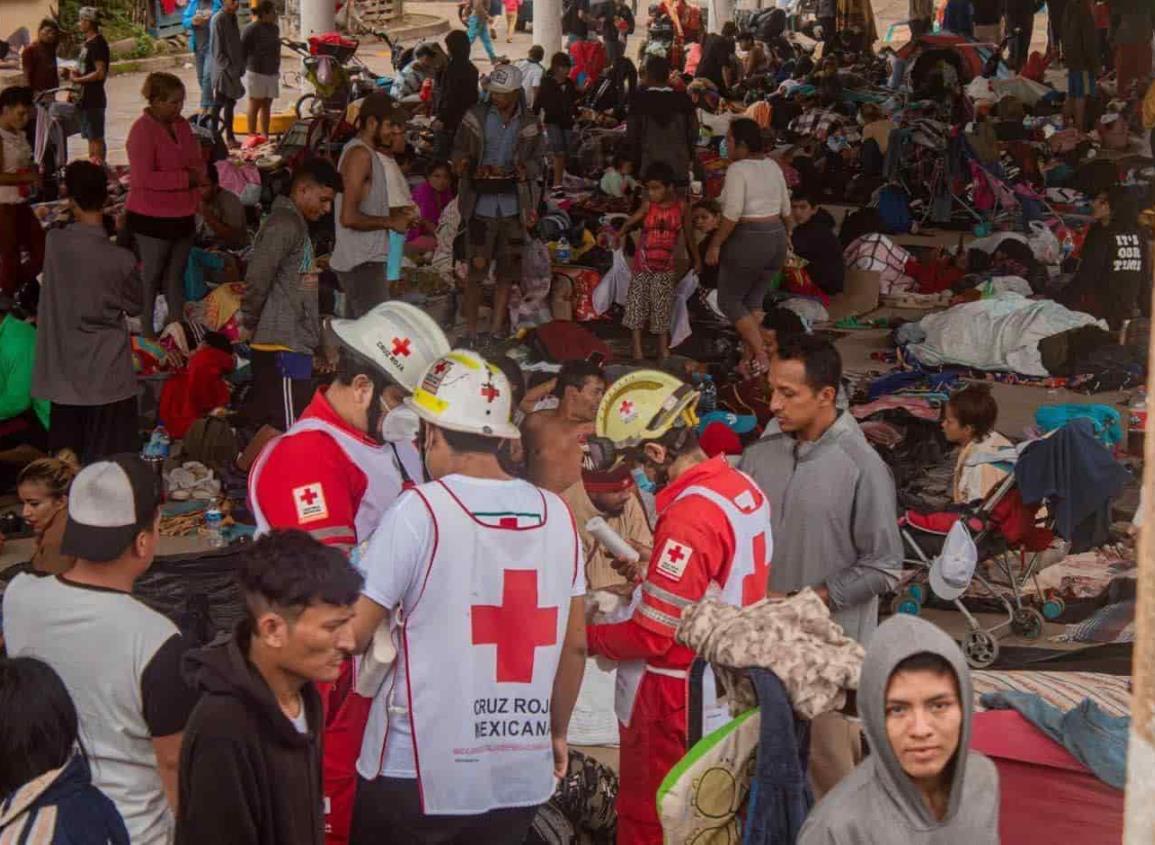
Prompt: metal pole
<box><xmin>1124</xmin><ymin>296</ymin><xmax>1155</xmax><ymax>843</ymax></box>
<box><xmin>300</xmin><ymin>0</ymin><xmax>336</xmax><ymax>38</ymax></box>
<box><xmin>533</xmin><ymin>0</ymin><xmax>563</xmax><ymax>57</ymax></box>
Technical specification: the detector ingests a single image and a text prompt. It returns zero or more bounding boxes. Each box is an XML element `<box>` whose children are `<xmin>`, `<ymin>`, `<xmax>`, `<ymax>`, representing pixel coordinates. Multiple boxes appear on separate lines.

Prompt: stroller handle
<box><xmin>281</xmin><ymin>38</ymin><xmax>311</xmax><ymax>55</ymax></box>
<box><xmin>34</xmin><ymin>86</ymin><xmax>75</xmax><ymax>103</ymax></box>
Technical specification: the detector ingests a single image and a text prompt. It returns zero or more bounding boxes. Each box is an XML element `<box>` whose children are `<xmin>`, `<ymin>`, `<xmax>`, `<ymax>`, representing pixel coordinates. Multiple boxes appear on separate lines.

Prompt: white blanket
<box><xmin>905</xmin><ymin>292</ymin><xmax>1107</xmax><ymax>376</ymax></box>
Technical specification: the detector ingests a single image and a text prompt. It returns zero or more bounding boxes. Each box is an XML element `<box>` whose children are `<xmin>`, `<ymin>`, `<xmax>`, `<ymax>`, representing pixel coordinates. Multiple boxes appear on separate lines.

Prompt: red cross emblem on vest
<box><xmin>299</xmin><ymin>487</ymin><xmax>319</xmax><ymax>506</ymax></box>
<box><xmin>471</xmin><ymin>570</ymin><xmax>559</xmax><ymax>683</ymax></box>
<box><xmin>742</xmin><ymin>532</ymin><xmax>771</xmax><ymax>606</ymax></box>
<box><xmin>480</xmin><ymin>382</ymin><xmax>501</xmax><ymax>403</ymax></box>
<box><xmin>391</xmin><ymin>337</ymin><xmax>412</xmax><ymax>357</ymax></box>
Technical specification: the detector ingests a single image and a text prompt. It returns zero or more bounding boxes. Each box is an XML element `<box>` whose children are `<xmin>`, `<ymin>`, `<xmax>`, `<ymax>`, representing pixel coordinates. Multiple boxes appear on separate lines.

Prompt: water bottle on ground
<box><xmin>204</xmin><ymin>506</ymin><xmax>225</xmax><ymax>549</ymax></box>
<box><xmin>556</xmin><ymin>236</ymin><xmax>571</xmax><ymax>264</ymax></box>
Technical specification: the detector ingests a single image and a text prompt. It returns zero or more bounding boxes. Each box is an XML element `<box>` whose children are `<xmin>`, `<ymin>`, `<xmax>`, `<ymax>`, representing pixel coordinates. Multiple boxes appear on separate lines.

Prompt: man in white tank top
<box><xmin>348</xmin><ymin>349</ymin><xmax>588</xmax><ymax>844</ymax></box>
<box><xmin>331</xmin><ymin>93</ymin><xmax>417</xmax><ymax>318</ymax></box>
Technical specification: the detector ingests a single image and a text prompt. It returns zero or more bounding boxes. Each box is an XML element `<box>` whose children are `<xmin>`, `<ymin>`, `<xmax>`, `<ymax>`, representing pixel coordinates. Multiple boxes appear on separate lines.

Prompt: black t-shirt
<box><xmin>791</xmin><ymin>209</ymin><xmax>846</xmax><ymax>295</ymax></box>
<box><xmin>78</xmin><ymin>33</ymin><xmax>110</xmax><ymax>110</ymax></box>
<box><xmin>1063</xmin><ymin>222</ymin><xmax>1151</xmax><ymax>330</ymax></box>
<box><xmin>564</xmin><ymin>0</ymin><xmax>591</xmax><ymax>38</ymax></box>
<box><xmin>972</xmin><ymin>0</ymin><xmax>1002</xmax><ymax>25</ymax></box>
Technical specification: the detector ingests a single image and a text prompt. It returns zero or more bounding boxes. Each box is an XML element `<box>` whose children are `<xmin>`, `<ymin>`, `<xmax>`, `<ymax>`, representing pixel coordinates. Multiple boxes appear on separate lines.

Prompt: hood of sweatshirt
<box><xmin>859</xmin><ymin>614</ymin><xmax>978</xmax><ymax>830</ymax></box>
<box><xmin>184</xmin><ymin>625</ymin><xmax>320</xmax><ymax>749</ymax></box>
<box><xmin>798</xmin><ymin>615</ymin><xmax>999</xmax><ymax>844</ymax></box>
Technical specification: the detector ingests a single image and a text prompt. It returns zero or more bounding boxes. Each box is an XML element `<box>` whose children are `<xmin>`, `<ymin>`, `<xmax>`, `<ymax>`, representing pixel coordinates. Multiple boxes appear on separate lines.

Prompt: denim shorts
<box><xmin>545</xmin><ymin>124</ymin><xmax>573</xmax><ymax>155</ymax></box>
<box><xmin>78</xmin><ymin>107</ymin><xmax>105</xmax><ymax>141</ymax></box>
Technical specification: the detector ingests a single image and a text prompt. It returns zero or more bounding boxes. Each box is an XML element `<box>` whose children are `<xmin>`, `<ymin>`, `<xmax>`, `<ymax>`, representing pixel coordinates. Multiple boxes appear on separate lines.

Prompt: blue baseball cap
<box><xmin>697</xmin><ymin>411</ymin><xmax>757</xmax><ymax>436</ymax></box>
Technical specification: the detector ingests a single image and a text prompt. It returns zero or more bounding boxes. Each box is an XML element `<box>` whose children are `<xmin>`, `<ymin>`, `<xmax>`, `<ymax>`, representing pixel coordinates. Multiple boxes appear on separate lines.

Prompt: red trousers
<box><xmin>617</xmin><ymin>673</ymin><xmax>688</xmax><ymax>845</ymax></box>
<box><xmin>320</xmin><ymin>661</ymin><xmax>374</xmax><ymax>845</ymax></box>
<box><xmin>0</xmin><ymin>203</ymin><xmax>44</xmax><ymax>295</ymax></box>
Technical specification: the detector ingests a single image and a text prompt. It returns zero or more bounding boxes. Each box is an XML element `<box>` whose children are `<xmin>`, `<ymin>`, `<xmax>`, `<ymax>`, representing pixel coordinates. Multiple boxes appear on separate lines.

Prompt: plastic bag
<box><xmin>1026</xmin><ymin>219</ymin><xmax>1061</xmax><ymax>265</ymax></box>
<box><xmin>591</xmin><ymin>249</ymin><xmax>630</xmax><ymax>315</ymax></box>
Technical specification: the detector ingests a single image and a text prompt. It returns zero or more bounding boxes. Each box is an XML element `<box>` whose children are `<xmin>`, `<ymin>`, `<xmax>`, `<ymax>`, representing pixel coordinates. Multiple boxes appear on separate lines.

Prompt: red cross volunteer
<box><xmin>347</xmin><ymin>349</ymin><xmax>588</xmax><ymax>844</ymax></box>
<box><xmin>584</xmin><ymin>369</ymin><xmax>774</xmax><ymax>845</ymax></box>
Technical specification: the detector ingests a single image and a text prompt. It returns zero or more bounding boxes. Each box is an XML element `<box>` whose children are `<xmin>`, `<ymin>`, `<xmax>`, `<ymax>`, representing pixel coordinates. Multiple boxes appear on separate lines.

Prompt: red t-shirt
<box><xmin>250</xmin><ymin>388</ymin><xmax>371</xmax><ymax>551</ymax></box>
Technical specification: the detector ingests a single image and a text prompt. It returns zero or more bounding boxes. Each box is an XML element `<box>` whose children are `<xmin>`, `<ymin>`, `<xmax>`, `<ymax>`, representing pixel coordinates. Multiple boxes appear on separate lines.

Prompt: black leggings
<box><xmin>211</xmin><ymin>94</ymin><xmax>237</xmax><ymax>140</ymax></box>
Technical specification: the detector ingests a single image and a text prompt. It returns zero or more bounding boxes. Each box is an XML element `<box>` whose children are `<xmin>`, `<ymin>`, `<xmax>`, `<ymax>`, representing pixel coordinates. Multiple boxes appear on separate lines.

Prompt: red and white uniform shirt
<box><xmin>248</xmin><ymin>387</ymin><xmax>421</xmax><ymax>551</ymax></box>
<box><xmin>588</xmin><ymin>455</ymin><xmax>773</xmax><ymax>671</ymax></box>
<box><xmin>355</xmin><ymin>475</ymin><xmax>586</xmax><ymax>815</ymax></box>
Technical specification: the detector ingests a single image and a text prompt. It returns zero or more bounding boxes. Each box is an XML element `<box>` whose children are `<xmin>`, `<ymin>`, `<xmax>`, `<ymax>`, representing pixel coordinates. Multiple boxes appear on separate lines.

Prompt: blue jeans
<box><xmin>467</xmin><ymin>14</ymin><xmax>498</xmax><ymax>60</ymax></box>
<box><xmin>195</xmin><ymin>45</ymin><xmax>214</xmax><ymax>109</ymax></box>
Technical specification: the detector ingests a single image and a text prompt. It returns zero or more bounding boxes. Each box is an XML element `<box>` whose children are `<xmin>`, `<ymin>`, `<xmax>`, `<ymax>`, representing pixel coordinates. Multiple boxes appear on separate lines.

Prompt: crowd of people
<box><xmin>0</xmin><ymin>0</ymin><xmax>1150</xmax><ymax>843</ymax></box>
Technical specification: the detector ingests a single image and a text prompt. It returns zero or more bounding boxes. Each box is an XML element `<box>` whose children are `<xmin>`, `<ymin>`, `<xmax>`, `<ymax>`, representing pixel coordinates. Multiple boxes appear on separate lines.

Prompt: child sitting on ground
<box><xmin>599</xmin><ymin>154</ymin><xmax>638</xmax><ymax>198</ymax></box>
<box><xmin>617</xmin><ymin>162</ymin><xmax>698</xmax><ymax>360</ymax></box>
<box><xmin>407</xmin><ymin>160</ymin><xmax>455</xmax><ymax>256</ymax></box>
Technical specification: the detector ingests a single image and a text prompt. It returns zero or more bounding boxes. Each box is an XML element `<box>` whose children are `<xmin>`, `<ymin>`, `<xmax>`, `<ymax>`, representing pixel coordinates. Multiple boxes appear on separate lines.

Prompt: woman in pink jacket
<box><xmin>125</xmin><ymin>72</ymin><xmax>206</xmax><ymax>338</ymax></box>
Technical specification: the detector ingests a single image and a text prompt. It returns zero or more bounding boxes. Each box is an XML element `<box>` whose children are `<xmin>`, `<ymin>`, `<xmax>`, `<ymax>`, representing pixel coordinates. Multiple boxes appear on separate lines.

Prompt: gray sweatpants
<box><xmin>716</xmin><ymin>220</ymin><xmax>788</xmax><ymax>323</ymax></box>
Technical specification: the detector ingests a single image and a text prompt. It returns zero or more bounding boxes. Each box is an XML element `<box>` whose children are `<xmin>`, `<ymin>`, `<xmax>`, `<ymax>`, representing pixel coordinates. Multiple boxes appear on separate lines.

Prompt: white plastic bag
<box><xmin>1026</xmin><ymin>220</ymin><xmax>1061</xmax><ymax>266</ymax></box>
<box><xmin>592</xmin><ymin>249</ymin><xmax>631</xmax><ymax>315</ymax></box>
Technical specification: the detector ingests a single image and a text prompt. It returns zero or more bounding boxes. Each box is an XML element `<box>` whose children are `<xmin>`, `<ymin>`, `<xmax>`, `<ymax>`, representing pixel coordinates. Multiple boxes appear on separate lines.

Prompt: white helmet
<box><xmin>405</xmin><ymin>349</ymin><xmax>521</xmax><ymax>439</ymax></box>
<box><xmin>329</xmin><ymin>301</ymin><xmax>450</xmax><ymax>392</ymax></box>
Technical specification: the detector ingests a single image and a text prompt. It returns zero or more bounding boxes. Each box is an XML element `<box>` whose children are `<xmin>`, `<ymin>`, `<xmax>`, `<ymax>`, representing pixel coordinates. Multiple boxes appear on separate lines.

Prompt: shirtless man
<box><xmin>521</xmin><ymin>360</ymin><xmax>605</xmax><ymax>493</ymax></box>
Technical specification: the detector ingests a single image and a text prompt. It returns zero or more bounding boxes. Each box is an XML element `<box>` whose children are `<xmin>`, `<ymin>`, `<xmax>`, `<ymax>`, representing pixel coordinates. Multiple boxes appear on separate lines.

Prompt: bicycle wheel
<box><xmin>295</xmin><ymin>93</ymin><xmax>325</xmax><ymax>119</ymax></box>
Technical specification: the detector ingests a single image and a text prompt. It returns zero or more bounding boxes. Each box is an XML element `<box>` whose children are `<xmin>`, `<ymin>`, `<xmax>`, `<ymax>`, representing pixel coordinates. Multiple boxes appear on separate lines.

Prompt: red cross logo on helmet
<box><xmin>391</xmin><ymin>337</ymin><xmax>412</xmax><ymax>357</ymax></box>
<box><xmin>619</xmin><ymin>399</ymin><xmax>635</xmax><ymax>419</ymax></box>
<box><xmin>480</xmin><ymin>381</ymin><xmax>501</xmax><ymax>403</ymax></box>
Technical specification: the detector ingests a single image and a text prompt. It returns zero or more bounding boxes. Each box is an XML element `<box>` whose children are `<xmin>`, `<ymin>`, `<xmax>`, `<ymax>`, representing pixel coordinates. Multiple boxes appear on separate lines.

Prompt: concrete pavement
<box><xmin>92</xmin><ymin>0</ymin><xmax>1052</xmax><ymax>165</ymax></box>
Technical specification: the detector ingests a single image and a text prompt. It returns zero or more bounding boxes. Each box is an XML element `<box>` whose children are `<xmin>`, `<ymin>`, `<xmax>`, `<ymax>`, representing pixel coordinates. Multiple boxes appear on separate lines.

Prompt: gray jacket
<box><xmin>210</xmin><ymin>9</ymin><xmax>244</xmax><ymax>100</ymax></box>
<box><xmin>31</xmin><ymin>224</ymin><xmax>140</xmax><ymax>407</ymax></box>
<box><xmin>738</xmin><ymin>411</ymin><xmax>901</xmax><ymax>644</ymax></box>
<box><xmin>241</xmin><ymin>196</ymin><xmax>319</xmax><ymax>354</ymax></box>
<box><xmin>451</xmin><ymin>101</ymin><xmax>545</xmax><ymax>225</ymax></box>
<box><xmin>798</xmin><ymin>615</ymin><xmax>999</xmax><ymax>844</ymax></box>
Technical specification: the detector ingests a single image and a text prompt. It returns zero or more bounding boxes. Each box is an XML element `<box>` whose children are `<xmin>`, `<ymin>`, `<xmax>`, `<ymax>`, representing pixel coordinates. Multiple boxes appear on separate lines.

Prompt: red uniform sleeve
<box><xmin>587</xmin><ymin>497</ymin><xmax>734</xmax><ymax>661</ymax></box>
<box><xmin>252</xmin><ymin>432</ymin><xmax>368</xmax><ymax>551</ymax></box>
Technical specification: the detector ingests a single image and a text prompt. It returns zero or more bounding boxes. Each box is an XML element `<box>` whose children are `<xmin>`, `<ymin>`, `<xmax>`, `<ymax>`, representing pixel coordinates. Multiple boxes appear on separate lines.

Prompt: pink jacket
<box><xmin>125</xmin><ymin>111</ymin><xmax>205</xmax><ymax>219</ymax></box>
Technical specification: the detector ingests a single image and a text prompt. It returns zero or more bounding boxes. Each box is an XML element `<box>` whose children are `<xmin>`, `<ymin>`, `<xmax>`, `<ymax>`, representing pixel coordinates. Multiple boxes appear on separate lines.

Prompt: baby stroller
<box><xmin>33</xmin><ymin>86</ymin><xmax>79</xmax><ymax>199</ymax></box>
<box><xmin>897</xmin><ymin>448</ymin><xmax>1058</xmax><ymax>669</ymax></box>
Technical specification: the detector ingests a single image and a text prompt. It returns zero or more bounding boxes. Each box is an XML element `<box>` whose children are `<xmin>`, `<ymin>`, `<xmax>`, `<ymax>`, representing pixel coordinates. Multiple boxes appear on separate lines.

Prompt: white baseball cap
<box><xmin>929</xmin><ymin>520</ymin><xmax>979</xmax><ymax>602</ymax></box>
<box><xmin>486</xmin><ymin>64</ymin><xmax>524</xmax><ymax>94</ymax></box>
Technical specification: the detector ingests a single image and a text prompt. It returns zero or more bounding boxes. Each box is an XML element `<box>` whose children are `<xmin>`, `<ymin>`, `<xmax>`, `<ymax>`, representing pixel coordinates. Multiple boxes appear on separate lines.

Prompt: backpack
<box><xmin>874</xmin><ymin>184</ymin><xmax>913</xmax><ymax>234</ymax></box>
<box><xmin>181</xmin><ymin>415</ymin><xmax>240</xmax><ymax>475</ymax></box>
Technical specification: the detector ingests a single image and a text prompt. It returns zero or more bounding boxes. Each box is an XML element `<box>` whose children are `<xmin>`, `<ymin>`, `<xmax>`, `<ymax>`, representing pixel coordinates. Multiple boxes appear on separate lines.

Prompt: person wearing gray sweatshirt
<box><xmin>798</xmin><ymin>615</ymin><xmax>1000</xmax><ymax>844</ymax></box>
<box><xmin>739</xmin><ymin>334</ymin><xmax>901</xmax><ymax>797</ymax></box>
<box><xmin>240</xmin><ymin>158</ymin><xmax>342</xmax><ymax>431</ymax></box>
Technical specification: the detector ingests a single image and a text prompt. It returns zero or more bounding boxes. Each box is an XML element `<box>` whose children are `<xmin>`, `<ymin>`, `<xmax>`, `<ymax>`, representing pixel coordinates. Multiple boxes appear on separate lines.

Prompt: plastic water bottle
<box><xmin>556</xmin><ymin>236</ymin><xmax>571</xmax><ymax>264</ymax></box>
<box><xmin>204</xmin><ymin>507</ymin><xmax>225</xmax><ymax>549</ymax></box>
<box><xmin>1060</xmin><ymin>232</ymin><xmax>1075</xmax><ymax>264</ymax></box>
<box><xmin>699</xmin><ymin>375</ymin><xmax>717</xmax><ymax>414</ymax></box>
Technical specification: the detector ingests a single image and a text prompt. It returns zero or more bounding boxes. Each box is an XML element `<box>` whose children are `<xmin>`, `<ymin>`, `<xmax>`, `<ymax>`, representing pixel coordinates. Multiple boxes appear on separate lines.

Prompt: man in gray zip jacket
<box><xmin>240</xmin><ymin>159</ymin><xmax>341</xmax><ymax>431</ymax></box>
<box><xmin>739</xmin><ymin>334</ymin><xmax>901</xmax><ymax>797</ymax></box>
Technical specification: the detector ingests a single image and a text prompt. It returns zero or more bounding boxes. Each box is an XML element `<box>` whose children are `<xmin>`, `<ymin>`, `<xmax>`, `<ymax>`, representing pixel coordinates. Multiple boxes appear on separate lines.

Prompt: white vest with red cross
<box><xmin>248</xmin><ymin>416</ymin><xmax>421</xmax><ymax>542</ymax></box>
<box><xmin>388</xmin><ymin>479</ymin><xmax>580</xmax><ymax>815</ymax></box>
<box><xmin>675</xmin><ymin>477</ymin><xmax>773</xmax><ymax>607</ymax></box>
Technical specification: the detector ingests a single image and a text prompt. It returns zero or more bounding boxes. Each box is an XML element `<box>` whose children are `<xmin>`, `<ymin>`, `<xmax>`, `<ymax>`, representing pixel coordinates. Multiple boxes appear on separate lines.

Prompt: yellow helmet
<box><xmin>595</xmin><ymin>369</ymin><xmax>700</xmax><ymax>448</ymax></box>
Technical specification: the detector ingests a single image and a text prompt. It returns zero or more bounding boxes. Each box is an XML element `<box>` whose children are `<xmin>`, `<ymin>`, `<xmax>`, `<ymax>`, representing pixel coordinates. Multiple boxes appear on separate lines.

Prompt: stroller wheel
<box><xmin>962</xmin><ymin>630</ymin><xmax>999</xmax><ymax>669</ymax></box>
<box><xmin>1012</xmin><ymin>607</ymin><xmax>1046</xmax><ymax>639</ymax></box>
<box><xmin>894</xmin><ymin>596</ymin><xmax>922</xmax><ymax>616</ymax></box>
<box><xmin>1042</xmin><ymin>598</ymin><xmax>1066</xmax><ymax>620</ymax></box>
<box><xmin>906</xmin><ymin>583</ymin><xmax>927</xmax><ymax>604</ymax></box>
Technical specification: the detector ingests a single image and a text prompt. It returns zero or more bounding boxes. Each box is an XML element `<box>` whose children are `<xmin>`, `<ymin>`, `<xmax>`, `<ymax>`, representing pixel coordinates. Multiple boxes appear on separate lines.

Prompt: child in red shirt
<box><xmin>617</xmin><ymin>162</ymin><xmax>698</xmax><ymax>360</ymax></box>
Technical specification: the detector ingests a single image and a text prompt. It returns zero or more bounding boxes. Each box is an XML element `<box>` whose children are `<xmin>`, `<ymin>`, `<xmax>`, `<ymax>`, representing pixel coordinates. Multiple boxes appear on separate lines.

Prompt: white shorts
<box><xmin>246</xmin><ymin>71</ymin><xmax>280</xmax><ymax>100</ymax></box>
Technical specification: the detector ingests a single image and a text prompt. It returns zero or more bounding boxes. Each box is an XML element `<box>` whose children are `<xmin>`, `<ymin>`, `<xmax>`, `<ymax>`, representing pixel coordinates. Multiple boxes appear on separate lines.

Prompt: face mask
<box><xmin>380</xmin><ymin>403</ymin><xmax>420</xmax><ymax>444</ymax></box>
<box><xmin>632</xmin><ymin>467</ymin><xmax>657</xmax><ymax>494</ymax></box>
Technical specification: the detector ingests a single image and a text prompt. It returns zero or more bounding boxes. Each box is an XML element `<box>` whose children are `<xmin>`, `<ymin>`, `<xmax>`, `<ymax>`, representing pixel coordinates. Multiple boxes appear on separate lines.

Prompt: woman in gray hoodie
<box><xmin>798</xmin><ymin>615</ymin><xmax>1000</xmax><ymax>844</ymax></box>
